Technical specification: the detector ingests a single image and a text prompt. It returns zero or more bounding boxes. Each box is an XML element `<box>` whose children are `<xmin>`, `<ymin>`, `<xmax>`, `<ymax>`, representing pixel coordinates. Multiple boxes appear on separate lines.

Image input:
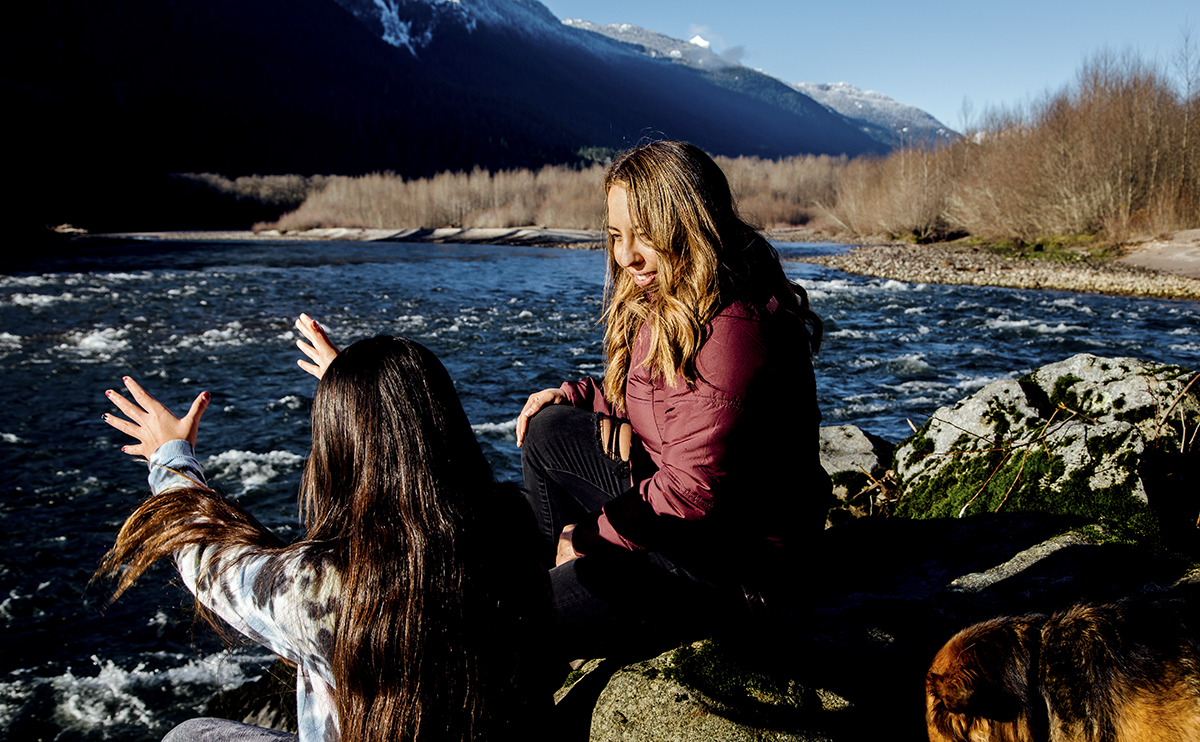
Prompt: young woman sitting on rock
<box><xmin>99</xmin><ymin>331</ymin><xmax>550</xmax><ymax>742</ymax></box>
<box><xmin>515</xmin><ymin>140</ymin><xmax>832</xmax><ymax>660</ymax></box>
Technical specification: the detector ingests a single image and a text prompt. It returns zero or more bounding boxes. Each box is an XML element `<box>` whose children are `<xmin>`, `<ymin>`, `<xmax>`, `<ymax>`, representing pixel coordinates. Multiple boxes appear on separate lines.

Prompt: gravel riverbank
<box><xmin>791</xmin><ymin>243</ymin><xmax>1200</xmax><ymax>300</ymax></box>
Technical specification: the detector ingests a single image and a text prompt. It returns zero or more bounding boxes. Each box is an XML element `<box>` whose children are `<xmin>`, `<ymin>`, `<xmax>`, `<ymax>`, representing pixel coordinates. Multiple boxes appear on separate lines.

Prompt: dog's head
<box><xmin>925</xmin><ymin>615</ymin><xmax>1048</xmax><ymax>742</ymax></box>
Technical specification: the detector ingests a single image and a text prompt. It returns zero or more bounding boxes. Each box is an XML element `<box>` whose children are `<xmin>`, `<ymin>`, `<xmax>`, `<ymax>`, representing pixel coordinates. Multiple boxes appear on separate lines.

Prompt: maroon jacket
<box><xmin>560</xmin><ymin>295</ymin><xmax>829</xmax><ymax>580</ymax></box>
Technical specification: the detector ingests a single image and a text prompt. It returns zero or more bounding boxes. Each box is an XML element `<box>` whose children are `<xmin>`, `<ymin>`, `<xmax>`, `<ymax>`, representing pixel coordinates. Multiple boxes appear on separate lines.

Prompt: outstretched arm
<box><xmin>103</xmin><ymin>377</ymin><xmax>209</xmax><ymax>459</ymax></box>
<box><xmin>294</xmin><ymin>313</ymin><xmax>339</xmax><ymax>379</ymax></box>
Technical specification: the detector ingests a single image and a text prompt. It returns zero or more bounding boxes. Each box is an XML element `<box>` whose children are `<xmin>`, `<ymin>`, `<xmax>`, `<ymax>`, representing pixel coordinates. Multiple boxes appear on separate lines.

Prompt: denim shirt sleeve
<box><xmin>147</xmin><ymin>439</ymin><xmax>208</xmax><ymax>494</ymax></box>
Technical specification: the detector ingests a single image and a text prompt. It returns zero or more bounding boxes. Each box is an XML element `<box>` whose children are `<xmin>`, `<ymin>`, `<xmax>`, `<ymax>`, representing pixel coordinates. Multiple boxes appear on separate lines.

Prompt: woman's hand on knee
<box><xmin>515</xmin><ymin>388</ymin><xmax>567</xmax><ymax>447</ymax></box>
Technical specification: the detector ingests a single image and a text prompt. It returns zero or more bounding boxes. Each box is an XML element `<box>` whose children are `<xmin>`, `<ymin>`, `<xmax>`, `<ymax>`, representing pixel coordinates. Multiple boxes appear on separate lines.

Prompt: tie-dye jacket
<box><xmin>149</xmin><ymin>440</ymin><xmax>340</xmax><ymax>741</ymax></box>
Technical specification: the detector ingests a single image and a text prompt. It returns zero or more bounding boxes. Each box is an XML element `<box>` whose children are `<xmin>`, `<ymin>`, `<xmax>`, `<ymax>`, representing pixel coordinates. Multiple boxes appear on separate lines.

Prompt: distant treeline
<box><xmin>223</xmin><ymin>48</ymin><xmax>1197</xmax><ymax>244</ymax></box>
<box><xmin>832</xmin><ymin>48</ymin><xmax>1200</xmax><ymax>243</ymax></box>
<box><xmin>231</xmin><ymin>156</ymin><xmax>846</xmax><ymax>233</ymax></box>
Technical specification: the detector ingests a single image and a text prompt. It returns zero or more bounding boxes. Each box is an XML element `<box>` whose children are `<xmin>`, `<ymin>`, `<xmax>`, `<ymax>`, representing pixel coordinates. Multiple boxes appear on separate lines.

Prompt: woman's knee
<box><xmin>521</xmin><ymin>404</ymin><xmax>588</xmax><ymax>462</ymax></box>
<box><xmin>527</xmin><ymin>403</ymin><xmax>578</xmax><ymax>435</ymax></box>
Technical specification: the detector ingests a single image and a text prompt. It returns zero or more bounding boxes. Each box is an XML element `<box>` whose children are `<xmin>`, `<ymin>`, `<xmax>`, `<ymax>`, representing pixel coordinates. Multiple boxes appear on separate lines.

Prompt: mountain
<box><xmin>10</xmin><ymin>0</ymin><xmax>886</xmax><ymax>231</ymax></box>
<box><xmin>570</xmin><ymin>19</ymin><xmax>955</xmax><ymax>150</ymax></box>
<box><xmin>791</xmin><ymin>82</ymin><xmax>956</xmax><ymax>148</ymax></box>
<box><xmin>328</xmin><ymin>0</ymin><xmax>886</xmax><ymax>160</ymax></box>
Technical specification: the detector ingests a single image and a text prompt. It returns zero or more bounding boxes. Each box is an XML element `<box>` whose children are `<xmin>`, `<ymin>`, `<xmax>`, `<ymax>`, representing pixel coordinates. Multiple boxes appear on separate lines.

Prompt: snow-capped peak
<box><xmin>568</xmin><ymin>19</ymin><xmax>953</xmax><ymax>147</ymax></box>
<box><xmin>791</xmin><ymin>81</ymin><xmax>956</xmax><ymax>146</ymax></box>
<box><xmin>562</xmin><ymin>19</ymin><xmax>737</xmax><ymax>70</ymax></box>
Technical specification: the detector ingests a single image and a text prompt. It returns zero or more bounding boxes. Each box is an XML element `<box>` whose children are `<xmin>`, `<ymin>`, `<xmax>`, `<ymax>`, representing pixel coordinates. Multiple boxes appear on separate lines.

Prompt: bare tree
<box><xmin>1175</xmin><ymin>22</ymin><xmax>1200</xmax><ymax>222</ymax></box>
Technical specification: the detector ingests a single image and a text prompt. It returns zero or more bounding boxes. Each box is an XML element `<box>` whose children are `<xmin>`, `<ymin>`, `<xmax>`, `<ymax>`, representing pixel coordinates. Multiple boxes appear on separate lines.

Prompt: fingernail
<box><xmin>105</xmin><ymin>390</ymin><xmax>112</xmax><ymax>398</ymax></box>
<box><xmin>102</xmin><ymin>414</ymin><xmax>108</xmax><ymax>421</ymax></box>
<box><xmin>121</xmin><ymin>446</ymin><xmax>128</xmax><ymax>453</ymax></box>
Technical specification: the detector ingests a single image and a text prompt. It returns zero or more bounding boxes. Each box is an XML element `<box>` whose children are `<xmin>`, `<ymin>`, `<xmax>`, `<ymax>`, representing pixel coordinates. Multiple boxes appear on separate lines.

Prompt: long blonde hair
<box><xmin>601</xmin><ymin>141</ymin><xmax>820</xmax><ymax>410</ymax></box>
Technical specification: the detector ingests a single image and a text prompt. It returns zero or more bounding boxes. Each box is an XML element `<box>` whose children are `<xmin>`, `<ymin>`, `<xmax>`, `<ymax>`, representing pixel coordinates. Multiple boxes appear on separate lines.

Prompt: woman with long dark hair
<box><xmin>515</xmin><ymin>140</ymin><xmax>831</xmax><ymax>659</ymax></box>
<box><xmin>100</xmin><ymin>333</ymin><xmax>549</xmax><ymax>741</ymax></box>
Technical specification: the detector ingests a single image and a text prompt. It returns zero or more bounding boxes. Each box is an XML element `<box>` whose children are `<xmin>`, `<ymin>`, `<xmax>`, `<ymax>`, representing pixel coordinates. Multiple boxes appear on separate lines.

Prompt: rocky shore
<box><xmin>790</xmin><ymin>242</ymin><xmax>1200</xmax><ymax>301</ymax></box>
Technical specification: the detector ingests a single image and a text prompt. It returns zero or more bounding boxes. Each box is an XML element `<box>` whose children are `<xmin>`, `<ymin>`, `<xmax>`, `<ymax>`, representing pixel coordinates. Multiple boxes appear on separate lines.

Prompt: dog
<box><xmin>925</xmin><ymin>583</ymin><xmax>1200</xmax><ymax>742</ymax></box>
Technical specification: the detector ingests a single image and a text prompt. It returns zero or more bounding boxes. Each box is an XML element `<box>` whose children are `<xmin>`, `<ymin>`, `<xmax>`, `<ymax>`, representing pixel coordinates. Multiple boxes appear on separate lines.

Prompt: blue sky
<box><xmin>540</xmin><ymin>0</ymin><xmax>1197</xmax><ymax>132</ymax></box>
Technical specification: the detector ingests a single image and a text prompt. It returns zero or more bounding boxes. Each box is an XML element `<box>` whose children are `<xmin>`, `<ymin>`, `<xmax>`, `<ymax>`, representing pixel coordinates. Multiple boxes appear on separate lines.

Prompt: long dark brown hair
<box><xmin>601</xmin><ymin>140</ymin><xmax>822</xmax><ymax>410</ymax></box>
<box><xmin>99</xmin><ymin>336</ymin><xmax>548</xmax><ymax>741</ymax></box>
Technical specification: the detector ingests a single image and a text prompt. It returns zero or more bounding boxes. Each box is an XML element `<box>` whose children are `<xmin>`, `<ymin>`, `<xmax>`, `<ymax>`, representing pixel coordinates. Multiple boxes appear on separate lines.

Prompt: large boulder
<box><xmin>575</xmin><ymin>649</ymin><xmax>837</xmax><ymax>742</ymax></box>
<box><xmin>893</xmin><ymin>353</ymin><xmax>1198</xmax><ymax>549</ymax></box>
<box><xmin>560</xmin><ymin>514</ymin><xmax>1196</xmax><ymax>742</ymax></box>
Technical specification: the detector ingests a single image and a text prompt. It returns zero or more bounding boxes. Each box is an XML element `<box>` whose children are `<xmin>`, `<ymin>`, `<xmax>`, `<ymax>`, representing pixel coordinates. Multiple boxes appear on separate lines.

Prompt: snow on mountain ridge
<box><xmin>336</xmin><ymin>0</ymin><xmax>575</xmax><ymax>55</ymax></box>
<box><xmin>373</xmin><ymin>0</ymin><xmax>471</xmax><ymax>53</ymax></box>
<box><xmin>792</xmin><ymin>81</ymin><xmax>956</xmax><ymax>146</ymax></box>
<box><xmin>562</xmin><ymin>19</ymin><xmax>738</xmax><ymax>69</ymax></box>
<box><xmin>571</xmin><ymin>18</ymin><xmax>955</xmax><ymax>148</ymax></box>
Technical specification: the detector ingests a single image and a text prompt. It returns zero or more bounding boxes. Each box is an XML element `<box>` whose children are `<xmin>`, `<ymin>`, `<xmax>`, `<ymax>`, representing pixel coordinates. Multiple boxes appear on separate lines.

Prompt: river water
<box><xmin>0</xmin><ymin>239</ymin><xmax>1196</xmax><ymax>739</ymax></box>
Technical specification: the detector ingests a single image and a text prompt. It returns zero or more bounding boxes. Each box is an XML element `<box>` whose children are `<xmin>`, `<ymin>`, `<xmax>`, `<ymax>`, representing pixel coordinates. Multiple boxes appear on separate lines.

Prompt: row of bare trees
<box><xmin>256</xmin><ymin>154</ymin><xmax>852</xmax><ymax>233</ymax></box>
<box><xmin>263</xmin><ymin>165</ymin><xmax>607</xmax><ymax>232</ymax></box>
<box><xmin>831</xmin><ymin>47</ymin><xmax>1200</xmax><ymax>243</ymax></box>
<box><xmin>252</xmin><ymin>47</ymin><xmax>1198</xmax><ymax>243</ymax></box>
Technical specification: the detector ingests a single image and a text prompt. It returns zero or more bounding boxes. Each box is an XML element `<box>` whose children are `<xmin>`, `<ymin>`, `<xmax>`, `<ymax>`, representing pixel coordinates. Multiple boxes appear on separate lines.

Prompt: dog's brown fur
<box><xmin>925</xmin><ymin>584</ymin><xmax>1200</xmax><ymax>742</ymax></box>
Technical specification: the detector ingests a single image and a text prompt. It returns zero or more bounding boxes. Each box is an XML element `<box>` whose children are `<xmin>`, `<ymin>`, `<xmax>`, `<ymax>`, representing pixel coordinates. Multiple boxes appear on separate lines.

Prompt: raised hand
<box><xmin>295</xmin><ymin>313</ymin><xmax>339</xmax><ymax>380</ymax></box>
<box><xmin>104</xmin><ymin>377</ymin><xmax>209</xmax><ymax>458</ymax></box>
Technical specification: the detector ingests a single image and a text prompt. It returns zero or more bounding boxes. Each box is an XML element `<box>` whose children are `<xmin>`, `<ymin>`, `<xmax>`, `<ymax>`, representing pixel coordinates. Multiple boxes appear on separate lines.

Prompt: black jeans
<box><xmin>520</xmin><ymin>404</ymin><xmax>744</xmax><ymax>660</ymax></box>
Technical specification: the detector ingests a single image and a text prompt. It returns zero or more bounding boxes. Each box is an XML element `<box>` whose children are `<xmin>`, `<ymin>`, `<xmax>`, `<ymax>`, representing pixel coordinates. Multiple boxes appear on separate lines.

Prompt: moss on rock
<box><xmin>894</xmin><ymin>353</ymin><xmax>1198</xmax><ymax>550</ymax></box>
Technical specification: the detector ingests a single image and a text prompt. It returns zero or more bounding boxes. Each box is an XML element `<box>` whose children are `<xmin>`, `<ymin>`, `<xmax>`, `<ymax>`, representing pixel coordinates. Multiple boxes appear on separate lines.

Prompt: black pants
<box><xmin>520</xmin><ymin>404</ymin><xmax>744</xmax><ymax>660</ymax></box>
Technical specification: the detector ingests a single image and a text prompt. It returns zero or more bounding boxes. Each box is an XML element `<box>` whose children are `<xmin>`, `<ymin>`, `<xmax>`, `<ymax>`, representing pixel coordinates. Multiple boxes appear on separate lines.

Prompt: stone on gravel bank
<box><xmin>796</xmin><ymin>244</ymin><xmax>1200</xmax><ymax>300</ymax></box>
<box><xmin>818</xmin><ymin>425</ymin><xmax>895</xmax><ymax>525</ymax></box>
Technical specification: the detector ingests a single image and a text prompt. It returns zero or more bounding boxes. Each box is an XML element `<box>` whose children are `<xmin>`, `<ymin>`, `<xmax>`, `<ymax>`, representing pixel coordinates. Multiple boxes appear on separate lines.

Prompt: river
<box><xmin>0</xmin><ymin>239</ymin><xmax>1195</xmax><ymax>739</ymax></box>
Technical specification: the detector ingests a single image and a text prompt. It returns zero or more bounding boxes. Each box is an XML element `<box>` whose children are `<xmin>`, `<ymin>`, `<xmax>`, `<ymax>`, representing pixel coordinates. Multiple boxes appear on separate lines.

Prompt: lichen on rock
<box><xmin>893</xmin><ymin>353</ymin><xmax>1198</xmax><ymax>548</ymax></box>
<box><xmin>568</xmin><ymin>640</ymin><xmax>841</xmax><ymax>742</ymax></box>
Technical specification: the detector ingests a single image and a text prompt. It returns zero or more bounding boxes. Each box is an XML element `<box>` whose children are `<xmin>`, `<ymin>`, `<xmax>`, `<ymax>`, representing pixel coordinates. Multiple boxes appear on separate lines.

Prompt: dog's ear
<box><xmin>927</xmin><ymin>617</ymin><xmax>1042</xmax><ymax>720</ymax></box>
<box><xmin>928</xmin><ymin>670</ymin><xmax>975</xmax><ymax>713</ymax></box>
